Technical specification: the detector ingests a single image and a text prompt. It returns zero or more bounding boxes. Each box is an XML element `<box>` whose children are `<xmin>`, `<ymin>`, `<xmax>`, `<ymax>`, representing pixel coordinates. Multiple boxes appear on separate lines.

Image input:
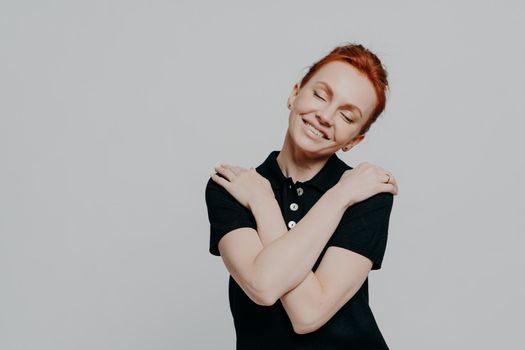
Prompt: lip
<box><xmin>302</xmin><ymin>119</ymin><xmax>330</xmax><ymax>140</ymax></box>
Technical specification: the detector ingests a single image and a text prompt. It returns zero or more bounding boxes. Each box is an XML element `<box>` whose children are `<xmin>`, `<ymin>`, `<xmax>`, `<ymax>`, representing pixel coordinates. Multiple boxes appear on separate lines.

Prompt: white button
<box><xmin>297</xmin><ymin>187</ymin><xmax>303</xmax><ymax>196</ymax></box>
<box><xmin>288</xmin><ymin>220</ymin><xmax>296</xmax><ymax>229</ymax></box>
<box><xmin>290</xmin><ymin>203</ymin><xmax>299</xmax><ymax>211</ymax></box>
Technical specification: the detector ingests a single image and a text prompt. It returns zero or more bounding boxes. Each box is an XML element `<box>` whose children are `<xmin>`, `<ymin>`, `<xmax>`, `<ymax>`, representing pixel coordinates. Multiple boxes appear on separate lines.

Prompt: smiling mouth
<box><xmin>302</xmin><ymin>119</ymin><xmax>329</xmax><ymax>140</ymax></box>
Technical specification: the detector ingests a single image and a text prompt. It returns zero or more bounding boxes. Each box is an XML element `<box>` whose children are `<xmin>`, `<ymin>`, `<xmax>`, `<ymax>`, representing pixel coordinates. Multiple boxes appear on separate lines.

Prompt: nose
<box><xmin>316</xmin><ymin>107</ymin><xmax>334</xmax><ymax>126</ymax></box>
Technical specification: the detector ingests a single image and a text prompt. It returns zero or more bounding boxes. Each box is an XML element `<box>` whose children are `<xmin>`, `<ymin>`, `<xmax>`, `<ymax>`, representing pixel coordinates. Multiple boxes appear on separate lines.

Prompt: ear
<box><xmin>287</xmin><ymin>83</ymin><xmax>300</xmax><ymax>109</ymax></box>
<box><xmin>343</xmin><ymin>134</ymin><xmax>365</xmax><ymax>151</ymax></box>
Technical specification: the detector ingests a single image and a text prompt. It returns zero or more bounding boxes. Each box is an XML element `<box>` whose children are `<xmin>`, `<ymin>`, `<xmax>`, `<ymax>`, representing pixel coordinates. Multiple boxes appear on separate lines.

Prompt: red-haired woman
<box><xmin>205</xmin><ymin>43</ymin><xmax>399</xmax><ymax>349</ymax></box>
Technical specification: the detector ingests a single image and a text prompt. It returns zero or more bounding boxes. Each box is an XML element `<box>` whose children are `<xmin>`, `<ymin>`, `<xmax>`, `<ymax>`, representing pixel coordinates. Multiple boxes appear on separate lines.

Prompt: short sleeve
<box><xmin>327</xmin><ymin>192</ymin><xmax>394</xmax><ymax>270</ymax></box>
<box><xmin>204</xmin><ymin>177</ymin><xmax>257</xmax><ymax>256</ymax></box>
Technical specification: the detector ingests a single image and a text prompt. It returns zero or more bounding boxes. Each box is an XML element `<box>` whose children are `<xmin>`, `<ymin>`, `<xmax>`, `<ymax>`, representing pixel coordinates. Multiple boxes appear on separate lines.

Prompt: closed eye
<box><xmin>315</xmin><ymin>91</ymin><xmax>353</xmax><ymax>123</ymax></box>
<box><xmin>313</xmin><ymin>91</ymin><xmax>326</xmax><ymax>101</ymax></box>
<box><xmin>341</xmin><ymin>113</ymin><xmax>353</xmax><ymax>123</ymax></box>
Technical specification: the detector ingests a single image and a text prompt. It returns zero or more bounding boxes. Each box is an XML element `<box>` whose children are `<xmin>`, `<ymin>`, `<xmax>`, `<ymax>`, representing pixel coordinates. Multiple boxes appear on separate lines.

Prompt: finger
<box><xmin>389</xmin><ymin>175</ymin><xmax>399</xmax><ymax>194</ymax></box>
<box><xmin>378</xmin><ymin>168</ymin><xmax>393</xmax><ymax>184</ymax></box>
<box><xmin>210</xmin><ymin>173</ymin><xmax>232</xmax><ymax>189</ymax></box>
<box><xmin>389</xmin><ymin>181</ymin><xmax>398</xmax><ymax>195</ymax></box>
<box><xmin>379</xmin><ymin>182</ymin><xmax>398</xmax><ymax>195</ymax></box>
<box><xmin>232</xmin><ymin>165</ymin><xmax>246</xmax><ymax>173</ymax></box>
<box><xmin>385</xmin><ymin>173</ymin><xmax>398</xmax><ymax>193</ymax></box>
<box><xmin>219</xmin><ymin>163</ymin><xmax>238</xmax><ymax>176</ymax></box>
<box><xmin>375</xmin><ymin>171</ymin><xmax>390</xmax><ymax>184</ymax></box>
<box><xmin>220</xmin><ymin>165</ymin><xmax>238</xmax><ymax>179</ymax></box>
<box><xmin>223</xmin><ymin>163</ymin><xmax>247</xmax><ymax>176</ymax></box>
<box><xmin>215</xmin><ymin>165</ymin><xmax>236</xmax><ymax>181</ymax></box>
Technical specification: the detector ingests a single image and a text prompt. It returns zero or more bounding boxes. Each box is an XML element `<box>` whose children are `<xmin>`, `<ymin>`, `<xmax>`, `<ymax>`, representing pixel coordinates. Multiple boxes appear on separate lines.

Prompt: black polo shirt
<box><xmin>205</xmin><ymin>150</ymin><xmax>394</xmax><ymax>349</ymax></box>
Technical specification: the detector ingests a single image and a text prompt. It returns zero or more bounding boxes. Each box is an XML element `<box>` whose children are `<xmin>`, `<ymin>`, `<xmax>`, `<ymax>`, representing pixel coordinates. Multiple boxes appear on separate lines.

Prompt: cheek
<box><xmin>293</xmin><ymin>95</ymin><xmax>315</xmax><ymax>113</ymax></box>
<box><xmin>334</xmin><ymin>124</ymin><xmax>358</xmax><ymax>142</ymax></box>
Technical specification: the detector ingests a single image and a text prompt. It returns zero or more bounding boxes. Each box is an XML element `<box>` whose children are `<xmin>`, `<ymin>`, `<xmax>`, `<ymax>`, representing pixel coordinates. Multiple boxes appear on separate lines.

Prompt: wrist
<box><xmin>248</xmin><ymin>192</ymin><xmax>276</xmax><ymax>211</ymax></box>
<box><xmin>327</xmin><ymin>184</ymin><xmax>354</xmax><ymax>210</ymax></box>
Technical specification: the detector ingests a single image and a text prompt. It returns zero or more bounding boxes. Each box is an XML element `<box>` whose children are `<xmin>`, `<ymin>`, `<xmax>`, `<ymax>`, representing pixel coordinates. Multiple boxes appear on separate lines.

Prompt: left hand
<box><xmin>211</xmin><ymin>163</ymin><xmax>274</xmax><ymax>210</ymax></box>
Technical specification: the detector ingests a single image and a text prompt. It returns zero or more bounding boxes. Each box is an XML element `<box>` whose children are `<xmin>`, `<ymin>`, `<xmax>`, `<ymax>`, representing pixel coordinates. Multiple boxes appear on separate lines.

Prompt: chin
<box><xmin>290</xmin><ymin>133</ymin><xmax>324</xmax><ymax>155</ymax></box>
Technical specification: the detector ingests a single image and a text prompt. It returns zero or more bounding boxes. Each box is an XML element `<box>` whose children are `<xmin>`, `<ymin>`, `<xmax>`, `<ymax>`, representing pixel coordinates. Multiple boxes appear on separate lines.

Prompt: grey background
<box><xmin>1</xmin><ymin>0</ymin><xmax>524</xmax><ymax>349</ymax></box>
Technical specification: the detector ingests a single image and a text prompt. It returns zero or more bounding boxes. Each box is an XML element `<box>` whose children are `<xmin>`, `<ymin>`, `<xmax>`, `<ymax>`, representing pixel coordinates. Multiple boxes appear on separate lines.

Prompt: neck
<box><xmin>276</xmin><ymin>132</ymin><xmax>331</xmax><ymax>184</ymax></box>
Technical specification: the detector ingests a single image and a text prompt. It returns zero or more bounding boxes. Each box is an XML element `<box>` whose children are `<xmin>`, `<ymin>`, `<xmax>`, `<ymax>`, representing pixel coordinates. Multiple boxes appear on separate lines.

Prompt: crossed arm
<box><xmin>245</xmin><ymin>187</ymin><xmax>374</xmax><ymax>334</ymax></box>
<box><xmin>248</xmin><ymin>193</ymin><xmax>372</xmax><ymax>334</ymax></box>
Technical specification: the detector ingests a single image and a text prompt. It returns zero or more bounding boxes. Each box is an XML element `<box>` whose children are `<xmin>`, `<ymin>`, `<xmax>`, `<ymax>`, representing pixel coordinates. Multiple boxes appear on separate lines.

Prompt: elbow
<box><xmin>234</xmin><ymin>279</ymin><xmax>275</xmax><ymax>307</ymax></box>
<box><xmin>246</xmin><ymin>275</ymin><xmax>277</xmax><ymax>307</ymax></box>
<box><xmin>246</xmin><ymin>280</ymin><xmax>276</xmax><ymax>306</ymax></box>
<box><xmin>248</xmin><ymin>287</ymin><xmax>276</xmax><ymax>307</ymax></box>
<box><xmin>248</xmin><ymin>272</ymin><xmax>278</xmax><ymax>306</ymax></box>
<box><xmin>251</xmin><ymin>284</ymin><xmax>278</xmax><ymax>307</ymax></box>
<box><xmin>293</xmin><ymin>325</ymin><xmax>309</xmax><ymax>335</ymax></box>
<box><xmin>292</xmin><ymin>308</ymin><xmax>323</xmax><ymax>335</ymax></box>
<box><xmin>256</xmin><ymin>291</ymin><xmax>277</xmax><ymax>307</ymax></box>
<box><xmin>293</xmin><ymin>319</ymin><xmax>321</xmax><ymax>335</ymax></box>
<box><xmin>292</xmin><ymin>322</ymin><xmax>307</xmax><ymax>335</ymax></box>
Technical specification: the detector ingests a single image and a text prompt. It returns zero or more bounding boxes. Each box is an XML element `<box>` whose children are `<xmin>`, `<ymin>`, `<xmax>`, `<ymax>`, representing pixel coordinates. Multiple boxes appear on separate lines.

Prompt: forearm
<box><xmin>250</xmin><ymin>185</ymin><xmax>347</xmax><ymax>303</ymax></box>
<box><xmin>251</xmin><ymin>195</ymin><xmax>327</xmax><ymax>329</ymax></box>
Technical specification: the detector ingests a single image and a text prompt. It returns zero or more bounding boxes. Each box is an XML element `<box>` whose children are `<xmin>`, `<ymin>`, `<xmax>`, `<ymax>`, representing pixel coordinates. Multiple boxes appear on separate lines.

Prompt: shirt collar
<box><xmin>256</xmin><ymin>150</ymin><xmax>349</xmax><ymax>193</ymax></box>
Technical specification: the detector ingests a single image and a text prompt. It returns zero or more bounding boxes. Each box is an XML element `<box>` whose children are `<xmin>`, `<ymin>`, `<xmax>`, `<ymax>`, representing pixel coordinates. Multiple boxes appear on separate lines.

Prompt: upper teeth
<box><xmin>305</xmin><ymin>122</ymin><xmax>325</xmax><ymax>138</ymax></box>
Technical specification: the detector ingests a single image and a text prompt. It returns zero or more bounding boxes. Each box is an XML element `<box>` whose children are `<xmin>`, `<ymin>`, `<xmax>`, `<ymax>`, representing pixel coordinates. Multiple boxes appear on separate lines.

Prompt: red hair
<box><xmin>299</xmin><ymin>43</ymin><xmax>390</xmax><ymax>135</ymax></box>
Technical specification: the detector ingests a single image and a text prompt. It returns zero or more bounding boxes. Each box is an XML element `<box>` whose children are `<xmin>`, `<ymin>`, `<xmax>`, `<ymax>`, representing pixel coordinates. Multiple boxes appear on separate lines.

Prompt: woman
<box><xmin>205</xmin><ymin>43</ymin><xmax>399</xmax><ymax>349</ymax></box>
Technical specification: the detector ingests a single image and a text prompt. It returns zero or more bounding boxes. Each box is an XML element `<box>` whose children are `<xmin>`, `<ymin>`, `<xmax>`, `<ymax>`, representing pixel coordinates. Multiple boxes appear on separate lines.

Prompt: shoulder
<box><xmin>205</xmin><ymin>176</ymin><xmax>220</xmax><ymax>192</ymax></box>
<box><xmin>358</xmin><ymin>192</ymin><xmax>394</xmax><ymax>211</ymax></box>
<box><xmin>205</xmin><ymin>176</ymin><xmax>232</xmax><ymax>204</ymax></box>
<box><xmin>333</xmin><ymin>155</ymin><xmax>353</xmax><ymax>174</ymax></box>
<box><xmin>346</xmin><ymin>192</ymin><xmax>394</xmax><ymax>220</ymax></box>
<box><xmin>205</xmin><ymin>175</ymin><xmax>253</xmax><ymax>211</ymax></box>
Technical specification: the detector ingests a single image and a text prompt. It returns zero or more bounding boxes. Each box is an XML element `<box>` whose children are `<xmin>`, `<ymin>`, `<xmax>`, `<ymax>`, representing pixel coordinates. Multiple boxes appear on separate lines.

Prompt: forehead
<box><xmin>307</xmin><ymin>61</ymin><xmax>377</xmax><ymax>117</ymax></box>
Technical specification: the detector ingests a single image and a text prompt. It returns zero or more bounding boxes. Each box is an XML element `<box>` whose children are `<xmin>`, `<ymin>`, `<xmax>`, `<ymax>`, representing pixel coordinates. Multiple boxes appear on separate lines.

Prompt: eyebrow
<box><xmin>316</xmin><ymin>81</ymin><xmax>363</xmax><ymax>120</ymax></box>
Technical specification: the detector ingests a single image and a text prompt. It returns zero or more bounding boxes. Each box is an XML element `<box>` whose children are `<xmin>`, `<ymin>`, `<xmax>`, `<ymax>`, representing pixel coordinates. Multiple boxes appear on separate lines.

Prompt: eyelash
<box><xmin>313</xmin><ymin>91</ymin><xmax>353</xmax><ymax>123</ymax></box>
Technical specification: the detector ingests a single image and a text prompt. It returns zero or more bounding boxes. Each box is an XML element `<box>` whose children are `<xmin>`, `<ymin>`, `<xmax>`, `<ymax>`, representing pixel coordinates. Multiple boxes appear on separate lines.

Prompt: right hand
<box><xmin>334</xmin><ymin>162</ymin><xmax>399</xmax><ymax>209</ymax></box>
